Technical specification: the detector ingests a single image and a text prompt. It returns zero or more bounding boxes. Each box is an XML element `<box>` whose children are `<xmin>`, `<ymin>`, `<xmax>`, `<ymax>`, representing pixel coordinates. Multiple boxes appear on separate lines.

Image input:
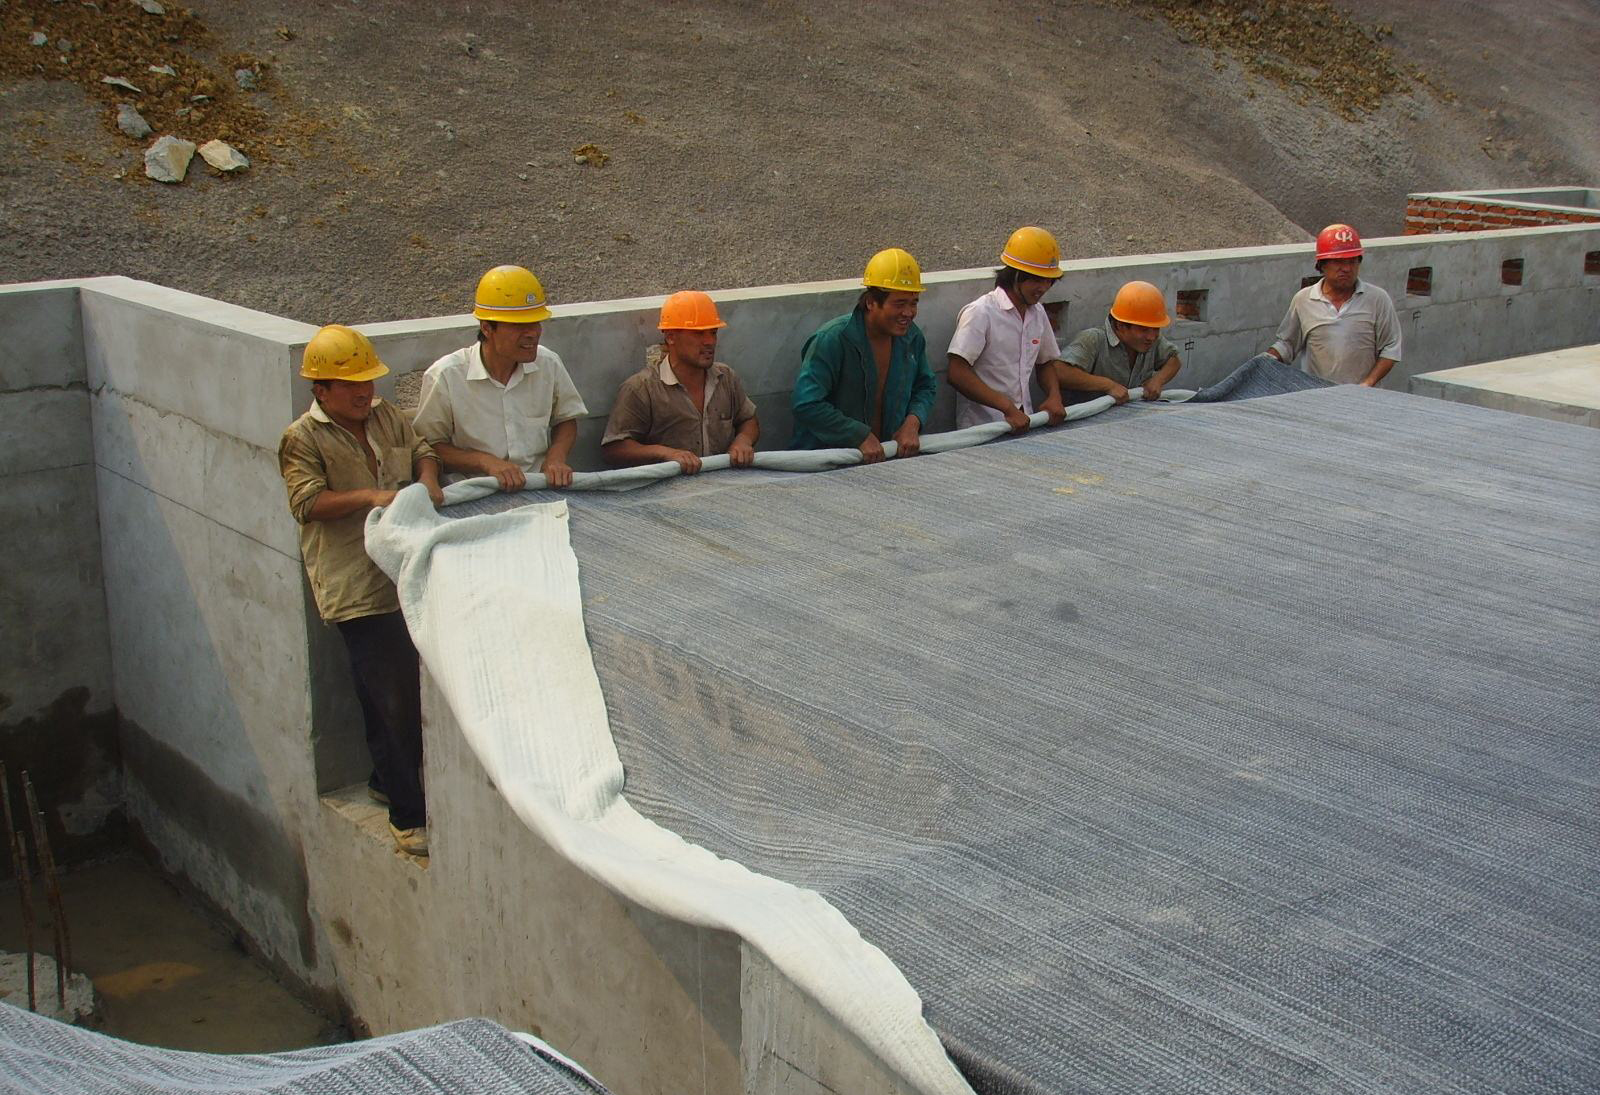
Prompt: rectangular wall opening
<box><xmin>1586</xmin><ymin>250</ymin><xmax>1600</xmax><ymax>276</ymax></box>
<box><xmin>1175</xmin><ymin>289</ymin><xmax>1207</xmax><ymax>322</ymax></box>
<box><xmin>1301</xmin><ymin>275</ymin><xmax>1321</xmax><ymax>289</ymax></box>
<box><xmin>1406</xmin><ymin>267</ymin><xmax>1433</xmax><ymax>297</ymax></box>
<box><xmin>1501</xmin><ymin>258</ymin><xmax>1524</xmax><ymax>286</ymax></box>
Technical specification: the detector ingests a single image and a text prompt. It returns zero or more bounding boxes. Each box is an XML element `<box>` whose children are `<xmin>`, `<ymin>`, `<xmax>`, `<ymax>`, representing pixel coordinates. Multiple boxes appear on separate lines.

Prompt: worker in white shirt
<box><xmin>414</xmin><ymin>265</ymin><xmax>587</xmax><ymax>490</ymax></box>
<box><xmin>946</xmin><ymin>226</ymin><xmax>1069</xmax><ymax>433</ymax></box>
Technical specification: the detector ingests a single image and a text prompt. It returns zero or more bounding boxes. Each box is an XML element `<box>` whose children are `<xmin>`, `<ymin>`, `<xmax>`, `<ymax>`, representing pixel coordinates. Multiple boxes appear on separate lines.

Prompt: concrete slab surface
<box><xmin>1411</xmin><ymin>343</ymin><xmax>1600</xmax><ymax>426</ymax></box>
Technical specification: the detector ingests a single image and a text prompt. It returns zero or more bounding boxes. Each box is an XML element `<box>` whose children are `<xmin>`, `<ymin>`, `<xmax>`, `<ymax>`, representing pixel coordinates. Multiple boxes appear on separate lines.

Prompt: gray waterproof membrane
<box><xmin>452</xmin><ymin>385</ymin><xmax>1599</xmax><ymax>1094</ymax></box>
<box><xmin>0</xmin><ymin>1003</ymin><xmax>611</xmax><ymax>1094</ymax></box>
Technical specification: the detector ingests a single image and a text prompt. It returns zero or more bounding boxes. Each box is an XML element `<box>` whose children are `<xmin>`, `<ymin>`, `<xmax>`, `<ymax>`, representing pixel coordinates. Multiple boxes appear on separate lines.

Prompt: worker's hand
<box><xmin>1359</xmin><ymin>377</ymin><xmax>1379</xmax><ymax>388</ymax></box>
<box><xmin>728</xmin><ymin>439</ymin><xmax>756</xmax><ymax>468</ymax></box>
<box><xmin>542</xmin><ymin>458</ymin><xmax>574</xmax><ymax>489</ymax></box>
<box><xmin>891</xmin><ymin>419</ymin><xmax>921</xmax><ymax>458</ymax></box>
<box><xmin>858</xmin><ymin>434</ymin><xmax>886</xmax><ymax>464</ymax></box>
<box><xmin>485</xmin><ymin>457</ymin><xmax>527</xmax><ymax>492</ymax></box>
<box><xmin>668</xmin><ymin>449</ymin><xmax>702</xmax><ymax>475</ymax></box>
<box><xmin>1004</xmin><ymin>406</ymin><xmax>1032</xmax><ymax>434</ymax></box>
<box><xmin>1142</xmin><ymin>379</ymin><xmax>1164</xmax><ymax>401</ymax></box>
<box><xmin>368</xmin><ymin>488</ymin><xmax>399</xmax><ymax>509</ymax></box>
<box><xmin>426</xmin><ymin>482</ymin><xmax>445</xmax><ymax>508</ymax></box>
<box><xmin>1105</xmin><ymin>383</ymin><xmax>1130</xmax><ymax>405</ymax></box>
<box><xmin>1039</xmin><ymin>394</ymin><xmax>1066</xmax><ymax>425</ymax></box>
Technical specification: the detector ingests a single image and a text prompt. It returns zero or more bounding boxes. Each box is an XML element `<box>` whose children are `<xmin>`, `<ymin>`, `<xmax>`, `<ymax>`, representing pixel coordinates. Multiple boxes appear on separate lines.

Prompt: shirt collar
<box><xmin>467</xmin><ymin>342</ymin><xmax>528</xmax><ymax>386</ymax></box>
<box><xmin>1103</xmin><ymin>315</ymin><xmax>1122</xmax><ymax>348</ymax></box>
<box><xmin>656</xmin><ymin>351</ymin><xmax>679</xmax><ymax>386</ymax></box>
<box><xmin>1310</xmin><ymin>278</ymin><xmax>1364</xmax><ymax>303</ymax></box>
<box><xmin>990</xmin><ymin>286</ymin><xmax>1021</xmax><ymax>315</ymax></box>
<box><xmin>308</xmin><ymin>397</ymin><xmax>383</xmax><ymax>424</ymax></box>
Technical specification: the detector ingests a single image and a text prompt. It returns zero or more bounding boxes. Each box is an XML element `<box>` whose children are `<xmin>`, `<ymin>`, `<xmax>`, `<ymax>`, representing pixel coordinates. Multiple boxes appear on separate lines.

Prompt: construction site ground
<box><xmin>1</xmin><ymin>0</ymin><xmax>1596</xmax><ymax>324</ymax></box>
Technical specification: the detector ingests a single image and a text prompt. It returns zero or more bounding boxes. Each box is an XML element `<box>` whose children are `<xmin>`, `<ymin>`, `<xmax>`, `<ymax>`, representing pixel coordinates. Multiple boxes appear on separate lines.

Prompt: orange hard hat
<box><xmin>658</xmin><ymin>290</ymin><xmax>727</xmax><ymax>331</ymax></box>
<box><xmin>1108</xmin><ymin>281</ymin><xmax>1171</xmax><ymax>328</ymax></box>
<box><xmin>1314</xmin><ymin>223</ymin><xmax>1363</xmax><ymax>261</ymax></box>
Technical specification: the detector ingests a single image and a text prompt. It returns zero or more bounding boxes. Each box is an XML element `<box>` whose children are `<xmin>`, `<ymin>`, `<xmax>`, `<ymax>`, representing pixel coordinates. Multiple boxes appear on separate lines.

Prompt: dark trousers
<box><xmin>337</xmin><ymin>610</ymin><xmax>427</xmax><ymax>830</ymax></box>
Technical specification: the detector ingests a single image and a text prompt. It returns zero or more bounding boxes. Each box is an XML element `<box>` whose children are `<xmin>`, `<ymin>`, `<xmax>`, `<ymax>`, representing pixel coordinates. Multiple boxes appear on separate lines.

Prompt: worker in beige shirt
<box><xmin>278</xmin><ymin>325</ymin><xmax>442</xmax><ymax>858</ymax></box>
<box><xmin>602</xmin><ymin>291</ymin><xmax>760</xmax><ymax>473</ymax></box>
<box><xmin>414</xmin><ymin>264</ymin><xmax>588</xmax><ymax>491</ymax></box>
<box><xmin>1267</xmin><ymin>223</ymin><xmax>1401</xmax><ymax>385</ymax></box>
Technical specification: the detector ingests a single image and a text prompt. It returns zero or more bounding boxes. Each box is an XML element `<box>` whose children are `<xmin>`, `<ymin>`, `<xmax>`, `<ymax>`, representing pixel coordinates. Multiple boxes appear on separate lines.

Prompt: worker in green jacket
<box><xmin>790</xmin><ymin>248</ymin><xmax>938</xmax><ymax>462</ymax></box>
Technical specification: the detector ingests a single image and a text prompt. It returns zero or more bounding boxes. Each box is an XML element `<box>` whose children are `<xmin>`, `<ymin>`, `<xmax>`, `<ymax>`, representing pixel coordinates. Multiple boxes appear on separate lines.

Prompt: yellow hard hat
<box><xmin>1000</xmin><ymin>226</ymin><xmax>1064</xmax><ymax>279</ymax></box>
<box><xmin>301</xmin><ymin>324</ymin><xmax>390</xmax><ymax>381</ymax></box>
<box><xmin>474</xmin><ymin>264</ymin><xmax>553</xmax><ymax>323</ymax></box>
<box><xmin>1108</xmin><ymin>281</ymin><xmax>1172</xmax><ymax>328</ymax></box>
<box><xmin>658</xmin><ymin>290</ymin><xmax>727</xmax><ymax>331</ymax></box>
<box><xmin>862</xmin><ymin>248</ymin><xmax>925</xmax><ymax>293</ymax></box>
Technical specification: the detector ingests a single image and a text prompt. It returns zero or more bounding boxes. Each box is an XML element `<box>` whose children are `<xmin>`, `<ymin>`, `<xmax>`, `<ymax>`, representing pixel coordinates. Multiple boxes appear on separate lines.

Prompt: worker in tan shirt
<box><xmin>602</xmin><ymin>291</ymin><xmax>759</xmax><ymax>474</ymax></box>
<box><xmin>278</xmin><ymin>324</ymin><xmax>443</xmax><ymax>858</ymax></box>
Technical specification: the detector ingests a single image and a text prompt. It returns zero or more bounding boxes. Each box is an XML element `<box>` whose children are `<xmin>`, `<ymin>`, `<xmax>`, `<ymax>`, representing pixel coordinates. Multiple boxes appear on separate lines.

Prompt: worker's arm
<box><xmin>415</xmin><ymin>455</ymin><xmax>444</xmax><ymax>507</ymax></box>
<box><xmin>1142</xmin><ymin>354</ymin><xmax>1182</xmax><ymax>400</ymax></box>
<box><xmin>1361</xmin><ymin>358</ymin><xmax>1397</xmax><ymax>387</ymax></box>
<box><xmin>792</xmin><ymin>330</ymin><xmax>872</xmax><ymax>448</ymax></box>
<box><xmin>728</xmin><ymin>415</ymin><xmax>760</xmax><ymax>467</ymax></box>
<box><xmin>431</xmin><ymin>442</ymin><xmax>526</xmax><ymax>492</ymax></box>
<box><xmin>1051</xmin><ymin>361</ymin><xmax>1128</xmax><ymax>404</ymax></box>
<box><xmin>1036</xmin><ymin>359</ymin><xmax>1066</xmax><ymax>424</ymax></box>
<box><xmin>602</xmin><ymin>438</ymin><xmax>701</xmax><ymax>474</ymax></box>
<box><xmin>542</xmin><ymin>418</ymin><xmax>578</xmax><ymax>488</ymax></box>
<box><xmin>948</xmin><ymin>354</ymin><xmax>1031</xmax><ymax>433</ymax></box>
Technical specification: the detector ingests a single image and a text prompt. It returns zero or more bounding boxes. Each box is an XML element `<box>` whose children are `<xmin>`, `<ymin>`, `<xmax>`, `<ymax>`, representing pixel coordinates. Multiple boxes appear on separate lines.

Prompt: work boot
<box><xmin>388</xmin><ymin>823</ymin><xmax>429</xmax><ymax>857</ymax></box>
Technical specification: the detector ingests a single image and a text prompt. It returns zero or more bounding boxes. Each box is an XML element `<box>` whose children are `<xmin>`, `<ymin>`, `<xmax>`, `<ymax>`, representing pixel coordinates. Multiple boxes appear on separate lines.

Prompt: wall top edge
<box><xmin>1408</xmin><ymin>188</ymin><xmax>1598</xmax><ymax>212</ymax></box>
<box><xmin>78</xmin><ymin>276</ymin><xmax>320</xmax><ymax>341</ymax></box>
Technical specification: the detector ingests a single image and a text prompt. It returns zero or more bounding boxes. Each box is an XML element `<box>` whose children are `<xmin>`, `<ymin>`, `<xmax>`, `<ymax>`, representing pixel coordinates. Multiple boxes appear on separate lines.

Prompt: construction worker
<box><xmin>1050</xmin><ymin>281</ymin><xmax>1182</xmax><ymax>403</ymax></box>
<box><xmin>278</xmin><ymin>325</ymin><xmax>442</xmax><ymax>858</ymax></box>
<box><xmin>790</xmin><ymin>248</ymin><xmax>938</xmax><ymax>463</ymax></box>
<box><xmin>602</xmin><ymin>291</ymin><xmax>759</xmax><ymax>473</ymax></box>
<box><xmin>947</xmin><ymin>226</ymin><xmax>1069</xmax><ymax>432</ymax></box>
<box><xmin>1267</xmin><ymin>223</ymin><xmax>1401</xmax><ymax>385</ymax></box>
<box><xmin>414</xmin><ymin>265</ymin><xmax>587</xmax><ymax>490</ymax></box>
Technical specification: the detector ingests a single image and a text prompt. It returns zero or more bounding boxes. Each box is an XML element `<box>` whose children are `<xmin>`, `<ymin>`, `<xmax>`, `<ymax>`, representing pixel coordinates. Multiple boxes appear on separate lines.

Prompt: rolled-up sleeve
<box><xmin>946</xmin><ymin>304</ymin><xmax>990</xmax><ymax>364</ymax></box>
<box><xmin>1270</xmin><ymin>300</ymin><xmax>1303</xmax><ymax>362</ymax></box>
<box><xmin>601</xmin><ymin>376</ymin><xmax>650</xmax><ymax>445</ymax></box>
<box><xmin>277</xmin><ymin>429</ymin><xmax>326</xmax><ymax>525</ymax></box>
<box><xmin>1063</xmin><ymin>328</ymin><xmax>1100</xmax><ymax>370</ymax></box>
<box><xmin>1375</xmin><ymin>294</ymin><xmax>1402</xmax><ymax>361</ymax></box>
<box><xmin>728</xmin><ymin>370</ymin><xmax>757</xmax><ymax>426</ymax></box>
<box><xmin>551</xmin><ymin>360</ymin><xmax>588</xmax><ymax>424</ymax></box>
<box><xmin>412</xmin><ymin>368</ymin><xmax>455</xmax><ymax>447</ymax></box>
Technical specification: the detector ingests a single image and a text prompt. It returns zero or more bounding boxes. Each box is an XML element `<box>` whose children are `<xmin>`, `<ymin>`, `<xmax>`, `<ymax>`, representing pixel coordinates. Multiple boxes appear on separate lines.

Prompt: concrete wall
<box><xmin>0</xmin><ymin>282</ymin><xmax>119</xmax><ymax>867</ymax></box>
<box><xmin>362</xmin><ymin>223</ymin><xmax>1600</xmax><ymax>470</ymax></box>
<box><xmin>2</xmin><ymin>218</ymin><xmax>1598</xmax><ymax>1089</ymax></box>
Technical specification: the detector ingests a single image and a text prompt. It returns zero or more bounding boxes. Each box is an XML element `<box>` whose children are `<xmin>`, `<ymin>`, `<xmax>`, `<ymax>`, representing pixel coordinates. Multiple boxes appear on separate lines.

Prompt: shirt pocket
<box><xmin>506</xmin><ymin>407</ymin><xmax>552</xmax><ymax>467</ymax></box>
<box><xmin>380</xmin><ymin>446</ymin><xmax>413</xmax><ymax>490</ymax></box>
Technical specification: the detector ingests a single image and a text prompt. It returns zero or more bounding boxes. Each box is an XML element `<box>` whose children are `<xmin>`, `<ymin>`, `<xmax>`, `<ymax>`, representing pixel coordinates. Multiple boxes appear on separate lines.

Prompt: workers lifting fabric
<box><xmin>602</xmin><ymin>291</ymin><xmax>760</xmax><ymax>474</ymax></box>
<box><xmin>790</xmin><ymin>247</ymin><xmax>938</xmax><ymax>463</ymax></box>
<box><xmin>1052</xmin><ymin>281</ymin><xmax>1183</xmax><ymax>403</ymax></box>
<box><xmin>1267</xmin><ymin>223</ymin><xmax>1401</xmax><ymax>385</ymax></box>
<box><xmin>947</xmin><ymin>226</ymin><xmax>1070</xmax><ymax>432</ymax></box>
<box><xmin>278</xmin><ymin>325</ymin><xmax>440</xmax><ymax>858</ymax></box>
<box><xmin>414</xmin><ymin>265</ymin><xmax>588</xmax><ymax>490</ymax></box>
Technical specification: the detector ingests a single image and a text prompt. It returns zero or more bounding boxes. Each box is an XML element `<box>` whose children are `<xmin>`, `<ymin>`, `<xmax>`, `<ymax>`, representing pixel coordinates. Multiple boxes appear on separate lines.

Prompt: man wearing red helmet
<box><xmin>1267</xmin><ymin>224</ymin><xmax>1401</xmax><ymax>386</ymax></box>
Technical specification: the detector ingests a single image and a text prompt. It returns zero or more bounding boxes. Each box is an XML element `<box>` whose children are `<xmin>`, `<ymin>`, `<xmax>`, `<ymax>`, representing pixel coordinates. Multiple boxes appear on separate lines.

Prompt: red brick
<box><xmin>1486</xmin><ymin>216</ymin><xmax>1512</xmax><ymax>225</ymax></box>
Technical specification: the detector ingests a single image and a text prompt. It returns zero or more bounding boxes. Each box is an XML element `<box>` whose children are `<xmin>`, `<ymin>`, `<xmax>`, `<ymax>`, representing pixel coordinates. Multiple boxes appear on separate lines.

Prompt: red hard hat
<box><xmin>1314</xmin><ymin>223</ymin><xmax>1363</xmax><ymax>261</ymax></box>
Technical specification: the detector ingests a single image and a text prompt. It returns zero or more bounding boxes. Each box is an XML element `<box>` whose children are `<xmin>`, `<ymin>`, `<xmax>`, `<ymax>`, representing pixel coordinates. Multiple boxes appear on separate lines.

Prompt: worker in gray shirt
<box><xmin>1267</xmin><ymin>223</ymin><xmax>1401</xmax><ymax>386</ymax></box>
<box><xmin>1049</xmin><ymin>281</ymin><xmax>1182</xmax><ymax>404</ymax></box>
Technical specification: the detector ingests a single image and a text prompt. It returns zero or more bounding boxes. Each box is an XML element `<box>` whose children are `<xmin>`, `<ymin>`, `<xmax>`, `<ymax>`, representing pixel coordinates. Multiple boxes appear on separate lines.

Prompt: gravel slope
<box><xmin>1</xmin><ymin>0</ymin><xmax>1595</xmax><ymax>323</ymax></box>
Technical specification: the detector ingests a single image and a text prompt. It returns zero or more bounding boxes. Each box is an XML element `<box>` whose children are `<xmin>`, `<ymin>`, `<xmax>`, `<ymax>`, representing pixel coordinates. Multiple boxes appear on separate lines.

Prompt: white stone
<box><xmin>198</xmin><ymin>139</ymin><xmax>249</xmax><ymax>173</ymax></box>
<box><xmin>116</xmin><ymin>103</ymin><xmax>152</xmax><ymax>138</ymax></box>
<box><xmin>29</xmin><ymin>31</ymin><xmax>48</xmax><ymax>46</ymax></box>
<box><xmin>100</xmin><ymin>75</ymin><xmax>142</xmax><ymax>94</ymax></box>
<box><xmin>147</xmin><ymin>63</ymin><xmax>176</xmax><ymax>76</ymax></box>
<box><xmin>134</xmin><ymin>0</ymin><xmax>165</xmax><ymax>14</ymax></box>
<box><xmin>0</xmin><ymin>952</ymin><xmax>98</xmax><ymax>1025</ymax></box>
<box><xmin>143</xmin><ymin>135</ymin><xmax>195</xmax><ymax>183</ymax></box>
<box><xmin>234</xmin><ymin>67</ymin><xmax>258</xmax><ymax>91</ymax></box>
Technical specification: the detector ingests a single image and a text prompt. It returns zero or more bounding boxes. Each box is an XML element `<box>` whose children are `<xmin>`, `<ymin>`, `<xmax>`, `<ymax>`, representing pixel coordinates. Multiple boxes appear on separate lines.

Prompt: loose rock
<box><xmin>101</xmin><ymin>75</ymin><xmax>142</xmax><ymax>93</ymax></box>
<box><xmin>134</xmin><ymin>0</ymin><xmax>165</xmax><ymax>13</ymax></box>
<box><xmin>234</xmin><ymin>67</ymin><xmax>258</xmax><ymax>91</ymax></box>
<box><xmin>116</xmin><ymin>102</ymin><xmax>153</xmax><ymax>138</ymax></box>
<box><xmin>198</xmin><ymin>138</ymin><xmax>249</xmax><ymax>173</ymax></box>
<box><xmin>29</xmin><ymin>31</ymin><xmax>48</xmax><ymax>46</ymax></box>
<box><xmin>147</xmin><ymin>63</ymin><xmax>176</xmax><ymax>76</ymax></box>
<box><xmin>143</xmin><ymin>134</ymin><xmax>195</xmax><ymax>182</ymax></box>
<box><xmin>56</xmin><ymin>38</ymin><xmax>73</xmax><ymax>52</ymax></box>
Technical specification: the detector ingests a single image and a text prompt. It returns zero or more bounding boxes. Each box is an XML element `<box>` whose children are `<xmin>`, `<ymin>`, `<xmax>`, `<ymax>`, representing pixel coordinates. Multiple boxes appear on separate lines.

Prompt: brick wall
<box><xmin>1406</xmin><ymin>196</ymin><xmax>1600</xmax><ymax>234</ymax></box>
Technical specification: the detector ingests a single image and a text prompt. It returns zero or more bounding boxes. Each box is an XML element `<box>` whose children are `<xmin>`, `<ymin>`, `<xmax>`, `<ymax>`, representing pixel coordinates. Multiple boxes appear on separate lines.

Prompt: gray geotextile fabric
<box><xmin>1190</xmin><ymin>353</ymin><xmax>1334</xmax><ymax>402</ymax></box>
<box><xmin>456</xmin><ymin>388</ymin><xmax>1600</xmax><ymax>1094</ymax></box>
<box><xmin>0</xmin><ymin>1004</ymin><xmax>610</xmax><ymax>1095</ymax></box>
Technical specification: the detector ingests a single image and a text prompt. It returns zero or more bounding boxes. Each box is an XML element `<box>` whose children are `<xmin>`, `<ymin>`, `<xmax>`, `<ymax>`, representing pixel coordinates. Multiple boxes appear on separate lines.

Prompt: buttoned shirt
<box><xmin>602</xmin><ymin>346</ymin><xmax>757</xmax><ymax>456</ymax></box>
<box><xmin>414</xmin><ymin>342</ymin><xmax>587</xmax><ymax>477</ymax></box>
<box><xmin>1062</xmin><ymin>318</ymin><xmax>1181</xmax><ymax>393</ymax></box>
<box><xmin>947</xmin><ymin>287</ymin><xmax>1063</xmax><ymax>428</ymax></box>
<box><xmin>1270</xmin><ymin>278</ymin><xmax>1402</xmax><ymax>384</ymax></box>
<box><xmin>279</xmin><ymin>399</ymin><xmax>434</xmax><ymax>623</ymax></box>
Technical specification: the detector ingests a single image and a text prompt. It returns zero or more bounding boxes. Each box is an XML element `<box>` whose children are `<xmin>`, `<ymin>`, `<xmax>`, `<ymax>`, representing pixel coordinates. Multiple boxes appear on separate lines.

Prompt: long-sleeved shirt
<box><xmin>790</xmin><ymin>307</ymin><xmax>937</xmax><ymax>449</ymax></box>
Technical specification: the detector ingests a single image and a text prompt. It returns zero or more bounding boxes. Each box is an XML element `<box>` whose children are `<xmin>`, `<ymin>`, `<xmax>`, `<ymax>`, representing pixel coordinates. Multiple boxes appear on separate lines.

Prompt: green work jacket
<box><xmin>790</xmin><ymin>307</ymin><xmax>938</xmax><ymax>449</ymax></box>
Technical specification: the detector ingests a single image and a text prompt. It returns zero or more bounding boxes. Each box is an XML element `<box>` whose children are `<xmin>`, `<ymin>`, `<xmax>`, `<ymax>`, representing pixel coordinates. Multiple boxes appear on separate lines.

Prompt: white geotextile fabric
<box><xmin>365</xmin><ymin>389</ymin><xmax>1191</xmax><ymax>1094</ymax></box>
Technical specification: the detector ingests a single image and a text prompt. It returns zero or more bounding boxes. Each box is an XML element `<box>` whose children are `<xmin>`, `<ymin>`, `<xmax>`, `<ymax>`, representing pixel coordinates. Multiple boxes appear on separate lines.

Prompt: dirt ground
<box><xmin>0</xmin><ymin>854</ymin><xmax>339</xmax><ymax>1052</ymax></box>
<box><xmin>1</xmin><ymin>0</ymin><xmax>1596</xmax><ymax>325</ymax></box>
